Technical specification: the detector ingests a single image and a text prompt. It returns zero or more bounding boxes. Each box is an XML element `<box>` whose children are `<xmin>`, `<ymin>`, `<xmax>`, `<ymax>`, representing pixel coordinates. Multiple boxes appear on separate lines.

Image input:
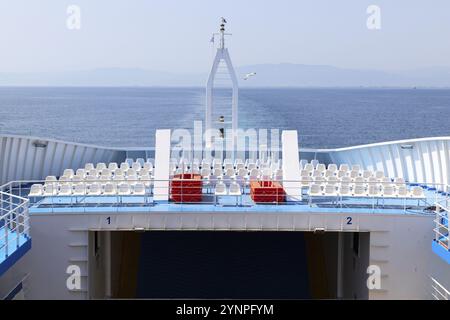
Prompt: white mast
<box><xmin>205</xmin><ymin>18</ymin><xmax>239</xmax><ymax>152</ymax></box>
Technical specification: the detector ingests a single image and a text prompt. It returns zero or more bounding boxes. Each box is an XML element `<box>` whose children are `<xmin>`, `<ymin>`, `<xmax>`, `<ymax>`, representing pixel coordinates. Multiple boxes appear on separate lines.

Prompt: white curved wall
<box><xmin>327</xmin><ymin>137</ymin><xmax>450</xmax><ymax>186</ymax></box>
<box><xmin>0</xmin><ymin>135</ymin><xmax>125</xmax><ymax>185</ymax></box>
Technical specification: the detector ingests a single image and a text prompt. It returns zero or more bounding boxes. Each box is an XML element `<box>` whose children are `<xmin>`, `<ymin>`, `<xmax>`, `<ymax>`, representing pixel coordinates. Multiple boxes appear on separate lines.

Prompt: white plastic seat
<box><xmin>374</xmin><ymin>171</ymin><xmax>384</xmax><ymax>180</ymax></box>
<box><xmin>396</xmin><ymin>185</ymin><xmax>408</xmax><ymax>197</ymax></box>
<box><xmin>249</xmin><ymin>168</ymin><xmax>260</xmax><ymax>178</ymax></box>
<box><xmin>45</xmin><ymin>176</ymin><xmax>57</xmax><ymax>183</ymax></box>
<box><xmin>225</xmin><ymin>168</ymin><xmax>235</xmax><ymax>176</ymax></box>
<box><xmin>247</xmin><ymin>163</ymin><xmax>256</xmax><ymax>171</ymax></box>
<box><xmin>382</xmin><ymin>185</ymin><xmax>395</xmax><ymax>197</ymax></box>
<box><xmin>143</xmin><ymin>162</ymin><xmax>153</xmax><ymax>171</ymax></box>
<box><xmin>229</xmin><ymin>182</ymin><xmax>242</xmax><ymax>196</ymax></box>
<box><xmin>201</xmin><ymin>168</ymin><xmax>211</xmax><ymax>178</ymax></box>
<box><xmin>108</xmin><ymin>162</ymin><xmax>118</xmax><ymax>171</ymax></box>
<box><xmin>362</xmin><ymin>170</ymin><xmax>373</xmax><ymax>179</ymax></box>
<box><xmin>29</xmin><ymin>184</ymin><xmax>43</xmax><ymax>197</ymax></box>
<box><xmin>101</xmin><ymin>168</ymin><xmax>112</xmax><ymax>177</ymax></box>
<box><xmin>88</xmin><ymin>183</ymin><xmax>102</xmax><ymax>196</ymax></box>
<box><xmin>234</xmin><ymin>159</ymin><xmax>244</xmax><ymax>166</ymax></box>
<box><xmin>327</xmin><ymin>176</ymin><xmax>339</xmax><ymax>186</ymax></box>
<box><xmin>234</xmin><ymin>175</ymin><xmax>245</xmax><ymax>187</ymax></box>
<box><xmin>131</xmin><ymin>162</ymin><xmax>141</xmax><ymax>172</ymax></box>
<box><xmin>118</xmin><ymin>183</ymin><xmax>131</xmax><ymax>196</ymax></box>
<box><xmin>133</xmin><ymin>183</ymin><xmax>146</xmax><ymax>196</ymax></box>
<box><xmin>75</xmin><ymin>168</ymin><xmax>85</xmax><ymax>177</ymax></box>
<box><xmin>224</xmin><ymin>163</ymin><xmax>234</xmax><ymax>171</ymax></box>
<box><xmin>103</xmin><ymin>183</ymin><xmax>117</xmax><ymax>196</ymax></box>
<box><xmin>349</xmin><ymin>170</ymin><xmax>359</xmax><ymax>179</ymax></box>
<box><xmin>63</xmin><ymin>169</ymin><xmax>74</xmax><ymax>178</ymax></box>
<box><xmin>324</xmin><ymin>184</ymin><xmax>337</xmax><ymax>196</ymax></box>
<box><xmin>353</xmin><ymin>185</ymin><xmax>365</xmax><ymax>197</ymax></box>
<box><xmin>73</xmin><ymin>183</ymin><xmax>86</xmax><ymax>196</ymax></box>
<box><xmin>237</xmin><ymin>168</ymin><xmax>248</xmax><ymax>177</ymax></box>
<box><xmin>311</xmin><ymin>160</ymin><xmax>319</xmax><ymax>168</ymax></box>
<box><xmin>367</xmin><ymin>184</ymin><xmax>380</xmax><ymax>197</ymax></box>
<box><xmin>339</xmin><ymin>164</ymin><xmax>350</xmax><ymax>172</ymax></box>
<box><xmin>380</xmin><ymin>177</ymin><xmax>392</xmax><ymax>187</ymax></box>
<box><xmin>126</xmin><ymin>174</ymin><xmax>139</xmax><ymax>184</ymax></box>
<box><xmin>58</xmin><ymin>183</ymin><xmax>73</xmax><ymax>196</ymax></box>
<box><xmin>120</xmin><ymin>162</ymin><xmax>130</xmax><ymax>171</ymax></box>
<box><xmin>314</xmin><ymin>176</ymin><xmax>326</xmax><ymax>185</ymax></box>
<box><xmin>338</xmin><ymin>185</ymin><xmax>351</xmax><ymax>196</ymax></box>
<box><xmin>312</xmin><ymin>170</ymin><xmax>322</xmax><ymax>178</ymax></box>
<box><xmin>206</xmin><ymin>175</ymin><xmax>218</xmax><ymax>189</ymax></box>
<box><xmin>353</xmin><ymin>176</ymin><xmax>364</xmax><ymax>185</ymax></box>
<box><xmin>126</xmin><ymin>168</ymin><xmax>137</xmax><ymax>177</ymax></box>
<box><xmin>337</xmin><ymin>170</ymin><xmax>347</xmax><ymax>179</ymax></box>
<box><xmin>324</xmin><ymin>170</ymin><xmax>335</xmax><ymax>178</ymax></box>
<box><xmin>304</xmin><ymin>163</ymin><xmax>314</xmax><ymax>172</ymax></box>
<box><xmin>96</xmin><ymin>163</ymin><xmax>107</xmax><ymax>171</ymax></box>
<box><xmin>72</xmin><ymin>174</ymin><xmax>84</xmax><ymax>183</ymax></box>
<box><xmin>213</xmin><ymin>163</ymin><xmax>222</xmax><ymax>170</ymax></box>
<box><xmin>327</xmin><ymin>164</ymin><xmax>338</xmax><ymax>172</ymax></box>
<box><xmin>300</xmin><ymin>170</ymin><xmax>310</xmax><ymax>178</ymax></box>
<box><xmin>299</xmin><ymin>159</ymin><xmax>308</xmax><ymax>170</ymax></box>
<box><xmin>351</xmin><ymin>164</ymin><xmax>361</xmax><ymax>172</ymax></box>
<box><xmin>139</xmin><ymin>174</ymin><xmax>152</xmax><ymax>188</ymax></box>
<box><xmin>136</xmin><ymin>158</ymin><xmax>145</xmax><ymax>167</ymax></box>
<box><xmin>236</xmin><ymin>163</ymin><xmax>245</xmax><ymax>171</ymax></box>
<box><xmin>410</xmin><ymin>186</ymin><xmax>425</xmax><ymax>198</ymax></box>
<box><xmin>395</xmin><ymin>177</ymin><xmax>406</xmax><ymax>187</ymax></box>
<box><xmin>113</xmin><ymin>172</ymin><xmax>125</xmax><ymax>182</ymax></box>
<box><xmin>59</xmin><ymin>175</ymin><xmax>71</xmax><ymax>183</ymax></box>
<box><xmin>300</xmin><ymin>175</ymin><xmax>312</xmax><ymax>188</ymax></box>
<box><xmin>214</xmin><ymin>182</ymin><xmax>227</xmax><ymax>196</ymax></box>
<box><xmin>84</xmin><ymin>163</ymin><xmax>94</xmax><ymax>171</ymax></box>
<box><xmin>340</xmin><ymin>176</ymin><xmax>352</xmax><ymax>186</ymax></box>
<box><xmin>308</xmin><ymin>184</ymin><xmax>322</xmax><ymax>196</ymax></box>
<box><xmin>44</xmin><ymin>184</ymin><xmax>57</xmax><ymax>196</ymax></box>
<box><xmin>87</xmin><ymin>169</ymin><xmax>98</xmax><ymax>178</ymax></box>
<box><xmin>315</xmin><ymin>163</ymin><xmax>326</xmax><ymax>172</ymax></box>
<box><xmin>86</xmin><ymin>175</ymin><xmax>97</xmax><ymax>183</ymax></box>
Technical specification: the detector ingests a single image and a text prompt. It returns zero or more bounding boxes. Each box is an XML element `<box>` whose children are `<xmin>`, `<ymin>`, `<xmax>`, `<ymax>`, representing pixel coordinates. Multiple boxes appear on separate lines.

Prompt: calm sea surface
<box><xmin>0</xmin><ymin>87</ymin><xmax>449</xmax><ymax>149</ymax></box>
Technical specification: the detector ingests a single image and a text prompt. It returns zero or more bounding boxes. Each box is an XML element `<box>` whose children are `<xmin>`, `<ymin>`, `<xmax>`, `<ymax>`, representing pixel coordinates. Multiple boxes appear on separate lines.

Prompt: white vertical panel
<box><xmin>153</xmin><ymin>129</ymin><xmax>171</xmax><ymax>201</ymax></box>
<box><xmin>282</xmin><ymin>130</ymin><xmax>302</xmax><ymax>201</ymax></box>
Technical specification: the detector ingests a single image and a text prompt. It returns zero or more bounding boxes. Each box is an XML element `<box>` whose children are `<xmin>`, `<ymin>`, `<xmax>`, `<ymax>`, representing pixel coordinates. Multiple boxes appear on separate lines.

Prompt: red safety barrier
<box><xmin>250</xmin><ymin>180</ymin><xmax>286</xmax><ymax>203</ymax></box>
<box><xmin>170</xmin><ymin>174</ymin><xmax>203</xmax><ymax>203</ymax></box>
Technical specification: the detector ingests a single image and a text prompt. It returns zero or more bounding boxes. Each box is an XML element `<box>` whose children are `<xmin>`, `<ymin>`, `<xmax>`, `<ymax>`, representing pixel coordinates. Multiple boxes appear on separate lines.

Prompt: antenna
<box><xmin>205</xmin><ymin>18</ymin><xmax>239</xmax><ymax>154</ymax></box>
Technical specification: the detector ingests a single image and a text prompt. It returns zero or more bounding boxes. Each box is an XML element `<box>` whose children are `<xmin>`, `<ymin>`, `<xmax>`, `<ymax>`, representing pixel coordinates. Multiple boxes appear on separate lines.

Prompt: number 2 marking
<box><xmin>346</xmin><ymin>217</ymin><xmax>353</xmax><ymax>225</ymax></box>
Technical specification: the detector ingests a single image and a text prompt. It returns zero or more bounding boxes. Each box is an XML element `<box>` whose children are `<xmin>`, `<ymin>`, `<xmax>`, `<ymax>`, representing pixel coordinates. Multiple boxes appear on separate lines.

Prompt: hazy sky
<box><xmin>1</xmin><ymin>0</ymin><xmax>449</xmax><ymax>73</ymax></box>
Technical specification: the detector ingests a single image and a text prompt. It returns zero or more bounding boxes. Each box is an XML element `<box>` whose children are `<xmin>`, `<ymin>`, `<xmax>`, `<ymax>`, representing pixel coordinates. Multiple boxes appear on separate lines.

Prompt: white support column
<box><xmin>282</xmin><ymin>130</ymin><xmax>302</xmax><ymax>201</ymax></box>
<box><xmin>153</xmin><ymin>129</ymin><xmax>171</xmax><ymax>201</ymax></box>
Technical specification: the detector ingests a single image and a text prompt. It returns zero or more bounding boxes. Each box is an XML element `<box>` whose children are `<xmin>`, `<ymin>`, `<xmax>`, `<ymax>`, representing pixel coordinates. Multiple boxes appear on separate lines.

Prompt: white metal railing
<box><xmin>434</xmin><ymin>195</ymin><xmax>450</xmax><ymax>252</ymax></box>
<box><xmin>0</xmin><ymin>189</ymin><xmax>30</xmax><ymax>260</ymax></box>
<box><xmin>431</xmin><ymin>277</ymin><xmax>450</xmax><ymax>300</ymax></box>
<box><xmin>1</xmin><ymin>178</ymin><xmax>443</xmax><ymax>215</ymax></box>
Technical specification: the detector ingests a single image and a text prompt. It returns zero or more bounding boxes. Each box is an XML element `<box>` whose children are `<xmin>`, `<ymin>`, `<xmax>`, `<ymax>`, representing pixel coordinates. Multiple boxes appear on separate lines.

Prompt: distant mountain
<box><xmin>1</xmin><ymin>64</ymin><xmax>450</xmax><ymax>87</ymax></box>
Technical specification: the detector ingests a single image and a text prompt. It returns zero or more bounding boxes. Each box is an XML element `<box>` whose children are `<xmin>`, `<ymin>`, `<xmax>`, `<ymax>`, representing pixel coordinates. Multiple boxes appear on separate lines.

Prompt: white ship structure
<box><xmin>0</xmin><ymin>20</ymin><xmax>449</xmax><ymax>300</ymax></box>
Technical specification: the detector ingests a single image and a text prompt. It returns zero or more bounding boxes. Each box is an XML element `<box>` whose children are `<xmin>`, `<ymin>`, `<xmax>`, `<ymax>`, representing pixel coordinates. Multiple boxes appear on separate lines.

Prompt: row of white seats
<box><xmin>58</xmin><ymin>168</ymin><xmax>152</xmax><ymax>180</ymax></box>
<box><xmin>84</xmin><ymin>160</ymin><xmax>154</xmax><ymax>173</ymax></box>
<box><xmin>29</xmin><ymin>182</ymin><xmax>147</xmax><ymax>197</ymax></box>
<box><xmin>299</xmin><ymin>176</ymin><xmax>406</xmax><ymax>188</ymax></box>
<box><xmin>308</xmin><ymin>183</ymin><xmax>425</xmax><ymax>198</ymax></box>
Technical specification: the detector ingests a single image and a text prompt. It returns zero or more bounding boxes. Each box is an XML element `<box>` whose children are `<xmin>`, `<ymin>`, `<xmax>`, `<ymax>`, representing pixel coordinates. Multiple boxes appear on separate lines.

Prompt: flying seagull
<box><xmin>243</xmin><ymin>72</ymin><xmax>256</xmax><ymax>80</ymax></box>
<box><xmin>221</xmin><ymin>17</ymin><xmax>227</xmax><ymax>24</ymax></box>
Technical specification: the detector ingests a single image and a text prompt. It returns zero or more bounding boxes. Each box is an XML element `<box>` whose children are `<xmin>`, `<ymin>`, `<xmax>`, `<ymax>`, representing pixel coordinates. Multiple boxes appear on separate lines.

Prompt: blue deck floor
<box><xmin>0</xmin><ymin>227</ymin><xmax>31</xmax><ymax>276</ymax></box>
<box><xmin>29</xmin><ymin>187</ymin><xmax>441</xmax><ymax>216</ymax></box>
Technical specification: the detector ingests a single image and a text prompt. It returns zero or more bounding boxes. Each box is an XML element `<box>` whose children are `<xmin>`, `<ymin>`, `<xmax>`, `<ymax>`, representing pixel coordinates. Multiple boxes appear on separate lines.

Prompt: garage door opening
<box><xmin>88</xmin><ymin>231</ymin><xmax>370</xmax><ymax>299</ymax></box>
